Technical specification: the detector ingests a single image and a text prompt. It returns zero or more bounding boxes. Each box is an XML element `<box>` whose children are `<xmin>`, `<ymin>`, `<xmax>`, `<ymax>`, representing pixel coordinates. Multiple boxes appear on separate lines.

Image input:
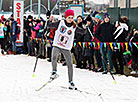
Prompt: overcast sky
<box><xmin>87</xmin><ymin>0</ymin><xmax>109</xmax><ymax>4</ymax></box>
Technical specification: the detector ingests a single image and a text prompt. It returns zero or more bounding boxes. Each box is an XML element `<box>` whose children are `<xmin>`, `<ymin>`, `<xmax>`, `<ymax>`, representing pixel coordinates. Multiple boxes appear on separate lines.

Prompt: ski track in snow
<box><xmin>0</xmin><ymin>55</ymin><xmax>138</xmax><ymax>102</ymax></box>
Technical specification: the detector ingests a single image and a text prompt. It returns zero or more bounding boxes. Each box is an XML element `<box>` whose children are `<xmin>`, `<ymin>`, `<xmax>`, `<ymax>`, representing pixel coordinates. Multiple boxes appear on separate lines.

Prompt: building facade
<box><xmin>0</xmin><ymin>0</ymin><xmax>58</xmax><ymax>13</ymax></box>
<box><xmin>109</xmin><ymin>0</ymin><xmax>138</xmax><ymax>8</ymax></box>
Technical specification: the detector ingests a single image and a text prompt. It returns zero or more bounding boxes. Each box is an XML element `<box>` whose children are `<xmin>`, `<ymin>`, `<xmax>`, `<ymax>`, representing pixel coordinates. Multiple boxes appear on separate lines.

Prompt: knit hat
<box><xmin>86</xmin><ymin>15</ymin><xmax>92</xmax><ymax>21</ymax></box>
<box><xmin>95</xmin><ymin>14</ymin><xmax>102</xmax><ymax>20</ymax></box>
<box><xmin>104</xmin><ymin>13</ymin><xmax>110</xmax><ymax>19</ymax></box>
<box><xmin>92</xmin><ymin>11</ymin><xmax>99</xmax><ymax>17</ymax></box>
<box><xmin>28</xmin><ymin>15</ymin><xmax>33</xmax><ymax>19</ymax></box>
<box><xmin>65</xmin><ymin>9</ymin><xmax>74</xmax><ymax>18</ymax></box>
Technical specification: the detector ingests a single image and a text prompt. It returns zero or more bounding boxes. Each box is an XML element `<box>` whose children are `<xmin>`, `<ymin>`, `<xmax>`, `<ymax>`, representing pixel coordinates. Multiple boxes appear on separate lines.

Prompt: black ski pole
<box><xmin>32</xmin><ymin>11</ymin><xmax>50</xmax><ymax>77</ymax></box>
<box><xmin>32</xmin><ymin>56</ymin><xmax>38</xmax><ymax>77</ymax></box>
<box><xmin>88</xmin><ymin>27</ymin><xmax>117</xmax><ymax>84</ymax></box>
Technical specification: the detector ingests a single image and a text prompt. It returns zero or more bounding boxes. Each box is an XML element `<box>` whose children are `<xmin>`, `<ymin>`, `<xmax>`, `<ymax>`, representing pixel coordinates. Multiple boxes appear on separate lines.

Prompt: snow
<box><xmin>0</xmin><ymin>54</ymin><xmax>138</xmax><ymax>102</ymax></box>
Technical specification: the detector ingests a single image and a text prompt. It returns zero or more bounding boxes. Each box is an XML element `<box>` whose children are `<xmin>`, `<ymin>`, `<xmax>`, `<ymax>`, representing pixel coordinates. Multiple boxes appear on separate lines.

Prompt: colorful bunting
<box><xmin>29</xmin><ymin>37</ymin><xmax>138</xmax><ymax>50</ymax></box>
<box><xmin>109</xmin><ymin>42</ymin><xmax>113</xmax><ymax>50</ymax></box>
<box><xmin>125</xmin><ymin>42</ymin><xmax>128</xmax><ymax>51</ymax></box>
<box><xmin>100</xmin><ymin>42</ymin><xmax>103</xmax><ymax>48</ymax></box>
<box><xmin>83</xmin><ymin>42</ymin><xmax>85</xmax><ymax>48</ymax></box>
<box><xmin>97</xmin><ymin>42</ymin><xmax>100</xmax><ymax>49</ymax></box>
<box><xmin>117</xmin><ymin>43</ymin><xmax>120</xmax><ymax>49</ymax></box>
<box><xmin>88</xmin><ymin>42</ymin><xmax>91</xmax><ymax>49</ymax></box>
<box><xmin>79</xmin><ymin>42</ymin><xmax>82</xmax><ymax>48</ymax></box>
<box><xmin>104</xmin><ymin>43</ymin><xmax>106</xmax><ymax>48</ymax></box>
<box><xmin>133</xmin><ymin>43</ymin><xmax>138</xmax><ymax>49</ymax></box>
<box><xmin>93</xmin><ymin>42</ymin><xmax>95</xmax><ymax>48</ymax></box>
<box><xmin>74</xmin><ymin>42</ymin><xmax>76</xmax><ymax>47</ymax></box>
<box><xmin>85</xmin><ymin>42</ymin><xmax>87</xmax><ymax>48</ymax></box>
<box><xmin>129</xmin><ymin>43</ymin><xmax>132</xmax><ymax>48</ymax></box>
<box><xmin>113</xmin><ymin>42</ymin><xmax>116</xmax><ymax>47</ymax></box>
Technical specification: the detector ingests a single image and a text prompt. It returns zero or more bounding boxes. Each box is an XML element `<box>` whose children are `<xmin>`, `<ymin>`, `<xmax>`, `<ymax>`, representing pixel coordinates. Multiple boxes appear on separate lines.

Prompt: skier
<box><xmin>47</xmin><ymin>9</ymin><xmax>78</xmax><ymax>89</ymax></box>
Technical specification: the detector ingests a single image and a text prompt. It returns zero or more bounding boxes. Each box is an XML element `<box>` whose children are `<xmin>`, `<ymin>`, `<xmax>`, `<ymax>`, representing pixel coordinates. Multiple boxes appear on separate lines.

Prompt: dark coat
<box><xmin>82</xmin><ymin>23</ymin><xmax>94</xmax><ymax>57</ymax></box>
<box><xmin>95</xmin><ymin>21</ymin><xmax>115</xmax><ymax>42</ymax></box>
<box><xmin>25</xmin><ymin>20</ymin><xmax>33</xmax><ymax>36</ymax></box>
<box><xmin>131</xmin><ymin>33</ymin><xmax>138</xmax><ymax>54</ymax></box>
<box><xmin>10</xmin><ymin>21</ymin><xmax>18</xmax><ymax>42</ymax></box>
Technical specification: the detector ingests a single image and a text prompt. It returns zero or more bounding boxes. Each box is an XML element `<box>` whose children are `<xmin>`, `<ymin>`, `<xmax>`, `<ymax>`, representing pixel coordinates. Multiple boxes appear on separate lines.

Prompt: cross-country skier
<box><xmin>47</xmin><ymin>9</ymin><xmax>79</xmax><ymax>89</ymax></box>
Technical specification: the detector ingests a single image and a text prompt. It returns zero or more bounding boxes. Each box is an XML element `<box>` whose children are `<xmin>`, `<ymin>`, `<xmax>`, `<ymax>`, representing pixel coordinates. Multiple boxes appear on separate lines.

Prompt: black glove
<box><xmin>46</xmin><ymin>10</ymin><xmax>51</xmax><ymax>18</ymax></box>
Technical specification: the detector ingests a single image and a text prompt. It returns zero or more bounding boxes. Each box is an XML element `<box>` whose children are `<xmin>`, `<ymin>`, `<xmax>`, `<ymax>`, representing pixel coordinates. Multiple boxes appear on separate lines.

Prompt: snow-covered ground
<box><xmin>0</xmin><ymin>54</ymin><xmax>138</xmax><ymax>102</ymax></box>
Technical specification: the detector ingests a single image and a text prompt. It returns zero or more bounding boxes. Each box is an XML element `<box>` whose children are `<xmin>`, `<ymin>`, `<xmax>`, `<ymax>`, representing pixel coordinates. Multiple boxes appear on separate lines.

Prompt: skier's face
<box><xmin>66</xmin><ymin>16</ymin><xmax>74</xmax><ymax>23</ymax></box>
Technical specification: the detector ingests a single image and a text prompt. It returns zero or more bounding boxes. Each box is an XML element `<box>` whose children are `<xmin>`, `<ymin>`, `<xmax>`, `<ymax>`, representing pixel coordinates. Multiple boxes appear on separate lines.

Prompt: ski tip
<box><xmin>113</xmin><ymin>81</ymin><xmax>117</xmax><ymax>84</ymax></box>
<box><xmin>32</xmin><ymin>74</ymin><xmax>36</xmax><ymax>77</ymax></box>
<box><xmin>69</xmin><ymin>87</ymin><xmax>78</xmax><ymax>90</ymax></box>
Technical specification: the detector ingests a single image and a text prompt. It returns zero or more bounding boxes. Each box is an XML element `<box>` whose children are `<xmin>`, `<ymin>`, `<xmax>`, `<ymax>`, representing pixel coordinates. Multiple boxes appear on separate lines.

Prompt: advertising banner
<box><xmin>14</xmin><ymin>0</ymin><xmax>24</xmax><ymax>45</ymax></box>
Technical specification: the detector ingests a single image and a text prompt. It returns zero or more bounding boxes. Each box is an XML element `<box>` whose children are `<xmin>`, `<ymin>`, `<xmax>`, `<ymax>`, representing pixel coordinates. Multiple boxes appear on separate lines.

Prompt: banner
<box><xmin>29</xmin><ymin>37</ymin><xmax>138</xmax><ymax>50</ymax></box>
<box><xmin>0</xmin><ymin>23</ymin><xmax>4</xmax><ymax>38</ymax></box>
<box><xmin>14</xmin><ymin>0</ymin><xmax>24</xmax><ymax>45</ymax></box>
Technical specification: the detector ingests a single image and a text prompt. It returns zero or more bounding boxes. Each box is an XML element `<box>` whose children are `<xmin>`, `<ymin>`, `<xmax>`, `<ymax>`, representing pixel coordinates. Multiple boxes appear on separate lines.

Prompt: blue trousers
<box><xmin>101</xmin><ymin>47</ymin><xmax>113</xmax><ymax>71</ymax></box>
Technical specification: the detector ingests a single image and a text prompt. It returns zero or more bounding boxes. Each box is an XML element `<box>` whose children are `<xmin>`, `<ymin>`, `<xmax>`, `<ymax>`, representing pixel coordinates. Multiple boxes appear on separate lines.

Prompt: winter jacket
<box><xmin>33</xmin><ymin>23</ymin><xmax>42</xmax><ymax>38</ymax></box>
<box><xmin>95</xmin><ymin>21</ymin><xmax>115</xmax><ymax>42</ymax></box>
<box><xmin>10</xmin><ymin>21</ymin><xmax>18</xmax><ymax>42</ymax></box>
<box><xmin>25</xmin><ymin>20</ymin><xmax>33</xmax><ymax>36</ymax></box>
<box><xmin>74</xmin><ymin>22</ymin><xmax>85</xmax><ymax>42</ymax></box>
<box><xmin>113</xmin><ymin>21</ymin><xmax>129</xmax><ymax>42</ymax></box>
<box><xmin>130</xmin><ymin>33</ymin><xmax>138</xmax><ymax>54</ymax></box>
<box><xmin>82</xmin><ymin>23</ymin><xmax>94</xmax><ymax>57</ymax></box>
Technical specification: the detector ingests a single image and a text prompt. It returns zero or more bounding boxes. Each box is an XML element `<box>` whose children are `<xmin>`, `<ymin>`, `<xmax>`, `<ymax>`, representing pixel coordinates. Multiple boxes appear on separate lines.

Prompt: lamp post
<box><xmin>114</xmin><ymin>0</ymin><xmax>118</xmax><ymax>7</ymax></box>
<box><xmin>38</xmin><ymin>0</ymin><xmax>41</xmax><ymax>18</ymax></box>
<box><xmin>126</xmin><ymin>0</ymin><xmax>131</xmax><ymax>8</ymax></box>
<box><xmin>48</xmin><ymin>0</ymin><xmax>50</xmax><ymax>10</ymax></box>
<box><xmin>30</xmin><ymin>0</ymin><xmax>32</xmax><ymax>13</ymax></box>
<box><xmin>0</xmin><ymin>0</ymin><xmax>3</xmax><ymax>11</ymax></box>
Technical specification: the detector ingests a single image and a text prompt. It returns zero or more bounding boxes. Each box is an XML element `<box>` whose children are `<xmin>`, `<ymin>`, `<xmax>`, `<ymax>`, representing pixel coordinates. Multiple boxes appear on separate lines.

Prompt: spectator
<box><xmin>3</xmin><ymin>20</ymin><xmax>11</xmax><ymax>54</ymax></box>
<box><xmin>95</xmin><ymin>13</ymin><xmax>115</xmax><ymax>74</ymax></box>
<box><xmin>25</xmin><ymin>15</ymin><xmax>33</xmax><ymax>56</ymax></box>
<box><xmin>129</xmin><ymin>29</ymin><xmax>138</xmax><ymax>74</ymax></box>
<box><xmin>0</xmin><ymin>20</ymin><xmax>5</xmax><ymax>54</ymax></box>
<box><xmin>112</xmin><ymin>16</ymin><xmax>129</xmax><ymax>75</ymax></box>
<box><xmin>9</xmin><ymin>17</ymin><xmax>18</xmax><ymax>55</ymax></box>
<box><xmin>93</xmin><ymin>14</ymin><xmax>103</xmax><ymax>72</ymax></box>
<box><xmin>23</xmin><ymin>16</ymin><xmax>28</xmax><ymax>54</ymax></box>
<box><xmin>82</xmin><ymin>15</ymin><xmax>95</xmax><ymax>71</ymax></box>
<box><xmin>46</xmin><ymin>16</ymin><xmax>58</xmax><ymax>62</ymax></box>
<box><xmin>74</xmin><ymin>15</ymin><xmax>84</xmax><ymax>68</ymax></box>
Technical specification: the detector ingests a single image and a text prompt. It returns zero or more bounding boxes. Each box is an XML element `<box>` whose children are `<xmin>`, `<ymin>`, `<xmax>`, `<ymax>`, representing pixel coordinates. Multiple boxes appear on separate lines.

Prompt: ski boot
<box><xmin>69</xmin><ymin>81</ymin><xmax>77</xmax><ymax>90</ymax></box>
<box><xmin>102</xmin><ymin>70</ymin><xmax>108</xmax><ymax>74</ymax></box>
<box><xmin>50</xmin><ymin>71</ymin><xmax>59</xmax><ymax>80</ymax></box>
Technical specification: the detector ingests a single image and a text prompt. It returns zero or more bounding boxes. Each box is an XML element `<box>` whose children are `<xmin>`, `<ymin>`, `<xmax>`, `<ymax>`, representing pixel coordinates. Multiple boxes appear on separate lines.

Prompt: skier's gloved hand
<box><xmin>46</xmin><ymin>10</ymin><xmax>51</xmax><ymax>19</ymax></box>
